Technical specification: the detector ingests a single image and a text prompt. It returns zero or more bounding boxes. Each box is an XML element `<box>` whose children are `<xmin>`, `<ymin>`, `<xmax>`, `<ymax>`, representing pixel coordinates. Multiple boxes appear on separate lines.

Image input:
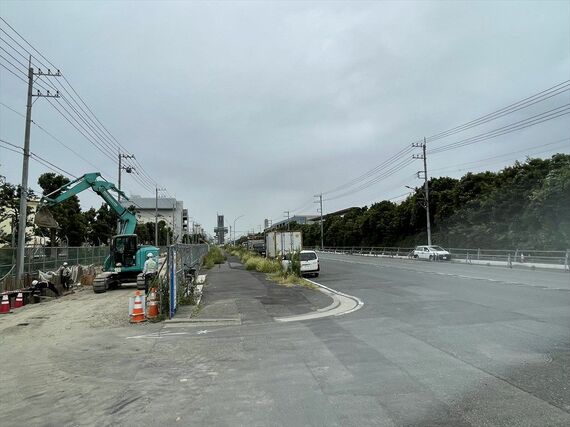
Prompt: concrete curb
<box><xmin>274</xmin><ymin>279</ymin><xmax>363</xmax><ymax>323</ymax></box>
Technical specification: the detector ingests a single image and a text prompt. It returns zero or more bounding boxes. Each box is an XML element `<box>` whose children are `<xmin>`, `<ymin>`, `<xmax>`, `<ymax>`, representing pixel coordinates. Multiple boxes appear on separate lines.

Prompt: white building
<box><xmin>121</xmin><ymin>196</ymin><xmax>185</xmax><ymax>243</ymax></box>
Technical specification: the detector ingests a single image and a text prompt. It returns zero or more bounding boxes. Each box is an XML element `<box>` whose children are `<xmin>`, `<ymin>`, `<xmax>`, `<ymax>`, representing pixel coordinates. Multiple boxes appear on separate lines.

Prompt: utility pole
<box><xmin>15</xmin><ymin>58</ymin><xmax>60</xmax><ymax>286</ymax></box>
<box><xmin>117</xmin><ymin>153</ymin><xmax>135</xmax><ymax>233</ymax></box>
<box><xmin>172</xmin><ymin>200</ymin><xmax>177</xmax><ymax>244</ymax></box>
<box><xmin>314</xmin><ymin>193</ymin><xmax>324</xmax><ymax>250</ymax></box>
<box><xmin>233</xmin><ymin>215</ymin><xmax>244</xmax><ymax>246</ymax></box>
<box><xmin>284</xmin><ymin>211</ymin><xmax>290</xmax><ymax>231</ymax></box>
<box><xmin>412</xmin><ymin>138</ymin><xmax>431</xmax><ymax>246</ymax></box>
<box><xmin>155</xmin><ymin>186</ymin><xmax>166</xmax><ymax>246</ymax></box>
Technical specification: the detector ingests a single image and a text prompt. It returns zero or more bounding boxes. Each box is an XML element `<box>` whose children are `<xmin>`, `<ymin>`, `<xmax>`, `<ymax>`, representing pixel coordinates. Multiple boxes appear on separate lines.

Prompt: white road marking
<box><xmin>274</xmin><ymin>278</ymin><xmax>363</xmax><ymax>322</ymax></box>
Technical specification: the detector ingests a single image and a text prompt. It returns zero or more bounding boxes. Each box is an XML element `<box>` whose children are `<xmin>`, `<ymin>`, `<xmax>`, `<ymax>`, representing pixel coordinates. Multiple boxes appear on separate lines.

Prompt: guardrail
<box><xmin>316</xmin><ymin>246</ymin><xmax>570</xmax><ymax>271</ymax></box>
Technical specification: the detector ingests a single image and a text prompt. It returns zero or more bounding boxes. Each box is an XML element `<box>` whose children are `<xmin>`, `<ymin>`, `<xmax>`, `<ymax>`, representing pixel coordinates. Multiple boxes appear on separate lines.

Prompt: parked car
<box><xmin>412</xmin><ymin>245</ymin><xmax>451</xmax><ymax>261</ymax></box>
<box><xmin>281</xmin><ymin>250</ymin><xmax>320</xmax><ymax>277</ymax></box>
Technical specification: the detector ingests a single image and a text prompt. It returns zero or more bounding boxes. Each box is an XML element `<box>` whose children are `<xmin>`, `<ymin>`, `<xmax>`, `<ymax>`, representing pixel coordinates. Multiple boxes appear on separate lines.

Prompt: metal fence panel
<box><xmin>0</xmin><ymin>245</ymin><xmax>110</xmax><ymax>291</ymax></box>
<box><xmin>167</xmin><ymin>243</ymin><xmax>209</xmax><ymax>319</ymax></box>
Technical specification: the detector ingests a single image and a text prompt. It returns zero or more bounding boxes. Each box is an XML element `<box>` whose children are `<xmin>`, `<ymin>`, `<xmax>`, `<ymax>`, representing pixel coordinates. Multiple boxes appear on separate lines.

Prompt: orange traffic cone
<box><xmin>147</xmin><ymin>288</ymin><xmax>159</xmax><ymax>319</ymax></box>
<box><xmin>13</xmin><ymin>292</ymin><xmax>24</xmax><ymax>309</ymax></box>
<box><xmin>0</xmin><ymin>294</ymin><xmax>11</xmax><ymax>314</ymax></box>
<box><xmin>130</xmin><ymin>291</ymin><xmax>146</xmax><ymax>323</ymax></box>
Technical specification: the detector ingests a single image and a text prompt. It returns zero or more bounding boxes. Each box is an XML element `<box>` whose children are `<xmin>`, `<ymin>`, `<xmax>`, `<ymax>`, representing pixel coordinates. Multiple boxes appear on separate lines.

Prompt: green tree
<box><xmin>37</xmin><ymin>173</ymin><xmax>86</xmax><ymax>246</ymax></box>
<box><xmin>84</xmin><ymin>204</ymin><xmax>118</xmax><ymax>245</ymax></box>
<box><xmin>0</xmin><ymin>181</ymin><xmax>36</xmax><ymax>245</ymax></box>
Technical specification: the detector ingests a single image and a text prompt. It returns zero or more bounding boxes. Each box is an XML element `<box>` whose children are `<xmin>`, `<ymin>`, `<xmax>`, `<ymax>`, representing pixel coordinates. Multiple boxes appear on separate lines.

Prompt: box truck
<box><xmin>265</xmin><ymin>231</ymin><xmax>302</xmax><ymax>258</ymax></box>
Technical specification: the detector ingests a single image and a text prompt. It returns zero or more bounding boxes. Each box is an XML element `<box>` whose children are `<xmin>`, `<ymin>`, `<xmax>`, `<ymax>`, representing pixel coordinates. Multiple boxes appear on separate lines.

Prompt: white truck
<box><xmin>265</xmin><ymin>231</ymin><xmax>303</xmax><ymax>258</ymax></box>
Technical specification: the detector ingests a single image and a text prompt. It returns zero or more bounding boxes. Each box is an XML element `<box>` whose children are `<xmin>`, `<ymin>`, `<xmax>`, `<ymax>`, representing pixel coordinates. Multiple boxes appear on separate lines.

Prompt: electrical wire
<box><xmin>0</xmin><ymin>19</ymin><xmax>165</xmax><ymax>195</ymax></box>
<box><xmin>0</xmin><ymin>102</ymin><xmax>115</xmax><ymax>177</ymax></box>
<box><xmin>0</xmin><ymin>61</ymin><xmax>26</xmax><ymax>83</ymax></box>
<box><xmin>430</xmin><ymin>137</ymin><xmax>570</xmax><ymax>173</ymax></box>
<box><xmin>0</xmin><ymin>137</ymin><xmax>76</xmax><ymax>178</ymax></box>
<box><xmin>324</xmin><ymin>156</ymin><xmax>416</xmax><ymax>202</ymax></box>
<box><xmin>426</xmin><ymin>80</ymin><xmax>570</xmax><ymax>143</ymax></box>
<box><xmin>429</xmin><ymin>105</ymin><xmax>570</xmax><ymax>155</ymax></box>
<box><xmin>322</xmin><ymin>145</ymin><xmax>414</xmax><ymax>195</ymax></box>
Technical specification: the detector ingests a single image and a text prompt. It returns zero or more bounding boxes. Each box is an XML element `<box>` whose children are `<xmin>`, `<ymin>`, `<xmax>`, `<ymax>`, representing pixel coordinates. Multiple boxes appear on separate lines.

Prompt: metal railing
<box><xmin>319</xmin><ymin>246</ymin><xmax>414</xmax><ymax>257</ymax></box>
<box><xmin>317</xmin><ymin>246</ymin><xmax>570</xmax><ymax>271</ymax></box>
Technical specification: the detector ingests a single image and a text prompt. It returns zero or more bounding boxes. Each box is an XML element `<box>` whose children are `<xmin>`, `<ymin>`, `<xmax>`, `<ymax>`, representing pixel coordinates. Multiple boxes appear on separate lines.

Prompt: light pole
<box><xmin>233</xmin><ymin>215</ymin><xmax>244</xmax><ymax>245</ymax></box>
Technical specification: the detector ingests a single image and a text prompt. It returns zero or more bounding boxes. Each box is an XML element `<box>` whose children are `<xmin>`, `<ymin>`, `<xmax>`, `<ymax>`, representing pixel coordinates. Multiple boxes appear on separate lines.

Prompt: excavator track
<box><xmin>93</xmin><ymin>272</ymin><xmax>115</xmax><ymax>293</ymax></box>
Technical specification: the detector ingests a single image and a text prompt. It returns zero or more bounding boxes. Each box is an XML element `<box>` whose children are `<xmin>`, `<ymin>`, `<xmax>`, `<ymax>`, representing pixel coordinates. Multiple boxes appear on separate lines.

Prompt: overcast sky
<box><xmin>1</xmin><ymin>1</ymin><xmax>569</xmax><ymax>238</ymax></box>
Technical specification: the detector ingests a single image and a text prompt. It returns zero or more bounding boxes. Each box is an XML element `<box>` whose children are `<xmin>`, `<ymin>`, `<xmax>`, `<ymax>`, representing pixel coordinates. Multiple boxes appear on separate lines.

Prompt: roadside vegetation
<box><xmin>229</xmin><ymin>247</ymin><xmax>314</xmax><ymax>288</ymax></box>
<box><xmin>202</xmin><ymin>246</ymin><xmax>226</xmax><ymax>269</ymax></box>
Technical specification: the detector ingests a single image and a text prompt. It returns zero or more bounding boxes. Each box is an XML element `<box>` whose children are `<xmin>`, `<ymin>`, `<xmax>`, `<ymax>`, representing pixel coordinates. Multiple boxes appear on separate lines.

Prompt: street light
<box><xmin>233</xmin><ymin>215</ymin><xmax>244</xmax><ymax>246</ymax></box>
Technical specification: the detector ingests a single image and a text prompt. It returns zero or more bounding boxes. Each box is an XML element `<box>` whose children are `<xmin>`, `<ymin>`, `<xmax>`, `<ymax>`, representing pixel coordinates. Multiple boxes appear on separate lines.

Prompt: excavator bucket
<box><xmin>34</xmin><ymin>206</ymin><xmax>60</xmax><ymax>228</ymax></box>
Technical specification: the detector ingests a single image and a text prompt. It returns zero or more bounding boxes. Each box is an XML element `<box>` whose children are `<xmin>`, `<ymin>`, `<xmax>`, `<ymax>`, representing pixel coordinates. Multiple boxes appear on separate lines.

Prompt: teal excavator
<box><xmin>35</xmin><ymin>172</ymin><xmax>159</xmax><ymax>293</ymax></box>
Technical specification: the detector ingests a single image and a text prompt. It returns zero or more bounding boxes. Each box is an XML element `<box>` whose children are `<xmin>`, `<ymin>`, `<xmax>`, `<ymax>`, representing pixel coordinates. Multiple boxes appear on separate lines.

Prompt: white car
<box><xmin>412</xmin><ymin>245</ymin><xmax>451</xmax><ymax>261</ymax></box>
<box><xmin>281</xmin><ymin>250</ymin><xmax>320</xmax><ymax>277</ymax></box>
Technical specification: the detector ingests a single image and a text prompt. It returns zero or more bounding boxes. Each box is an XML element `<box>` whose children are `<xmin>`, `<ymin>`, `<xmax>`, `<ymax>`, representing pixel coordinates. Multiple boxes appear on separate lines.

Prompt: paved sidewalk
<box><xmin>173</xmin><ymin>254</ymin><xmax>332</xmax><ymax>323</ymax></box>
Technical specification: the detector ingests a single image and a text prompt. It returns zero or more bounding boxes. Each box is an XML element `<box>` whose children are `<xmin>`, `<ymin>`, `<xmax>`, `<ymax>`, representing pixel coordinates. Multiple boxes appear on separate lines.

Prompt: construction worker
<box><xmin>29</xmin><ymin>279</ymin><xmax>60</xmax><ymax>298</ymax></box>
<box><xmin>142</xmin><ymin>253</ymin><xmax>158</xmax><ymax>293</ymax></box>
<box><xmin>57</xmin><ymin>262</ymin><xmax>72</xmax><ymax>291</ymax></box>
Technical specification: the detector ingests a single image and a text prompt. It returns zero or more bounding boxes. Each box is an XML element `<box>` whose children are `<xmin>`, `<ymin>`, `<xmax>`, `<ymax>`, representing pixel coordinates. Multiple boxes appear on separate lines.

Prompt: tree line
<box><xmin>287</xmin><ymin>154</ymin><xmax>570</xmax><ymax>250</ymax></box>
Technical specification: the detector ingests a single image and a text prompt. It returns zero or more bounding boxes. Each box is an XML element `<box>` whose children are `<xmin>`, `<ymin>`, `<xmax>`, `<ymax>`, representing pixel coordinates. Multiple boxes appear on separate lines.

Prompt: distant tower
<box><xmin>214</xmin><ymin>214</ymin><xmax>228</xmax><ymax>244</ymax></box>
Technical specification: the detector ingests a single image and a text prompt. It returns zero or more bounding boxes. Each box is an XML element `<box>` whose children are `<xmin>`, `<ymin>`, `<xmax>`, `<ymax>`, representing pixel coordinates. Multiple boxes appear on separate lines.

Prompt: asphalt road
<box><xmin>313</xmin><ymin>253</ymin><xmax>570</xmax><ymax>425</ymax></box>
<box><xmin>1</xmin><ymin>256</ymin><xmax>569</xmax><ymax>426</ymax></box>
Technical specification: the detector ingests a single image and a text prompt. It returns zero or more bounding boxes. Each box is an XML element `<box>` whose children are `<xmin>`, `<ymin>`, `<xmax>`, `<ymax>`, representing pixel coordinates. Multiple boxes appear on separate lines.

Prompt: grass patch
<box><xmin>244</xmin><ymin>256</ymin><xmax>282</xmax><ymax>273</ymax></box>
<box><xmin>203</xmin><ymin>246</ymin><xmax>226</xmax><ymax>269</ymax></box>
<box><xmin>267</xmin><ymin>272</ymin><xmax>317</xmax><ymax>289</ymax></box>
<box><xmin>233</xmin><ymin>249</ymin><xmax>315</xmax><ymax>289</ymax></box>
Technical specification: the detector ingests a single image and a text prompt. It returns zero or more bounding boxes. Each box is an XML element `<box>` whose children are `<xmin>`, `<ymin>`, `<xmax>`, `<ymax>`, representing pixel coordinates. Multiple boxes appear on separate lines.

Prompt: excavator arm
<box><xmin>37</xmin><ymin>172</ymin><xmax>137</xmax><ymax>235</ymax></box>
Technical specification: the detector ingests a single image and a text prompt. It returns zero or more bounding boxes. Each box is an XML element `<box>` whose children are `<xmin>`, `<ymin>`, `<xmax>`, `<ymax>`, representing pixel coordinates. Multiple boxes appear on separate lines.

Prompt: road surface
<box><xmin>1</xmin><ymin>255</ymin><xmax>568</xmax><ymax>426</ymax></box>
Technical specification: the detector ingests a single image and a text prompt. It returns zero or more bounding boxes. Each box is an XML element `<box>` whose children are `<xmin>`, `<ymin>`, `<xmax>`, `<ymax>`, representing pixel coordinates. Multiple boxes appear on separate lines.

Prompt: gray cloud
<box><xmin>1</xmin><ymin>1</ymin><xmax>568</xmax><ymax>236</ymax></box>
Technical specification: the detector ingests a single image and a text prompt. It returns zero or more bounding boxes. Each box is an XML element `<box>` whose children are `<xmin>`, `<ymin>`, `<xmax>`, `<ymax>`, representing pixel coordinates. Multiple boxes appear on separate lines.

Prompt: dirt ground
<box><xmin>0</xmin><ymin>283</ymin><xmax>153</xmax><ymax>331</ymax></box>
<box><xmin>0</xmin><ymin>283</ymin><xmax>164</xmax><ymax>427</ymax></box>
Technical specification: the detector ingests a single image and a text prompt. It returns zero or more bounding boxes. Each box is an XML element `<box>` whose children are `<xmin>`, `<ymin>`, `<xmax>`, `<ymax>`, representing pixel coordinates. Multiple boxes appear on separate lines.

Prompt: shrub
<box><xmin>203</xmin><ymin>246</ymin><xmax>226</xmax><ymax>269</ymax></box>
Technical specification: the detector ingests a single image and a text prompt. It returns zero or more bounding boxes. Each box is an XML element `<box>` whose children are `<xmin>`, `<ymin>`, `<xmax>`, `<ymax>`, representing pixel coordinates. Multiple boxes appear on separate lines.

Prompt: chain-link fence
<box><xmin>0</xmin><ymin>246</ymin><xmax>110</xmax><ymax>291</ymax></box>
<box><xmin>165</xmin><ymin>243</ymin><xmax>210</xmax><ymax>318</ymax></box>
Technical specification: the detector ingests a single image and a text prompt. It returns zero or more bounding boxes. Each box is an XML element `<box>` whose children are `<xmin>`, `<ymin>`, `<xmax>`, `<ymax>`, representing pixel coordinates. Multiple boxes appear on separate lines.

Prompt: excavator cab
<box><xmin>111</xmin><ymin>234</ymin><xmax>138</xmax><ymax>268</ymax></box>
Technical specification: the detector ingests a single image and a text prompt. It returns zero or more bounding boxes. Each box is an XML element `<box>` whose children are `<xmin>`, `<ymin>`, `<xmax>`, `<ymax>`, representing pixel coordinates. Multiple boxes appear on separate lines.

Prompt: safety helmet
<box><xmin>147</xmin><ymin>253</ymin><xmax>154</xmax><ymax>258</ymax></box>
<box><xmin>32</xmin><ymin>280</ymin><xmax>38</xmax><ymax>286</ymax></box>
<box><xmin>63</xmin><ymin>262</ymin><xmax>68</xmax><ymax>266</ymax></box>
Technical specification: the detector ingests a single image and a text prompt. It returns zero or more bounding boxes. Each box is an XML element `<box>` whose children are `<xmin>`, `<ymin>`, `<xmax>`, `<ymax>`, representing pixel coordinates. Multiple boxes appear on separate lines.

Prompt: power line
<box><xmin>430</xmin><ymin>137</ymin><xmax>570</xmax><ymax>174</ymax></box>
<box><xmin>0</xmin><ymin>43</ymin><xmax>28</xmax><ymax>69</ymax></box>
<box><xmin>1</xmin><ymin>18</ymin><xmax>164</xmax><ymax>195</ymax></box>
<box><xmin>426</xmin><ymin>80</ymin><xmax>570</xmax><ymax>143</ymax></box>
<box><xmin>0</xmin><ymin>61</ymin><xmax>26</xmax><ymax>83</ymax></box>
<box><xmin>324</xmin><ymin>156</ymin><xmax>416</xmax><ymax>202</ymax></box>
<box><xmin>429</xmin><ymin>105</ymin><xmax>570</xmax><ymax>155</ymax></box>
<box><xmin>0</xmin><ymin>102</ymin><xmax>115</xmax><ymax>177</ymax></box>
<box><xmin>322</xmin><ymin>145</ymin><xmax>414</xmax><ymax>195</ymax></box>
<box><xmin>0</xmin><ymin>137</ymin><xmax>76</xmax><ymax>178</ymax></box>
<box><xmin>44</xmin><ymin>97</ymin><xmax>117</xmax><ymax>164</ymax></box>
